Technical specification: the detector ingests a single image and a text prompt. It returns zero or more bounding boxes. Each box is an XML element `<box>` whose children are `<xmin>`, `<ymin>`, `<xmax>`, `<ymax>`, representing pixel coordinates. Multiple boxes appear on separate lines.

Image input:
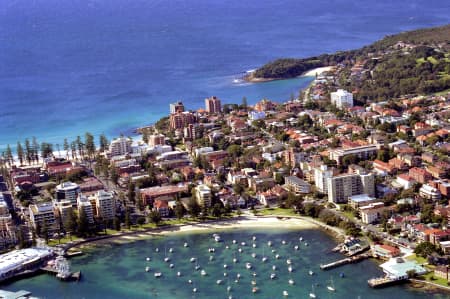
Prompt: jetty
<box><xmin>40</xmin><ymin>256</ymin><xmax>81</xmax><ymax>281</ymax></box>
<box><xmin>368</xmin><ymin>276</ymin><xmax>406</xmax><ymax>288</ymax></box>
<box><xmin>320</xmin><ymin>253</ymin><xmax>370</xmax><ymax>270</ymax></box>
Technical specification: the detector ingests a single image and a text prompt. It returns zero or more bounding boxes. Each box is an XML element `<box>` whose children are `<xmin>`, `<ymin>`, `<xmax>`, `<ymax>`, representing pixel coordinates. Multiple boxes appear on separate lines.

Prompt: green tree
<box><xmin>149</xmin><ymin>210</ymin><xmax>162</xmax><ymax>225</ymax></box>
<box><xmin>16</xmin><ymin>142</ymin><xmax>24</xmax><ymax>165</ymax></box>
<box><xmin>25</xmin><ymin>138</ymin><xmax>32</xmax><ymax>164</ymax></box>
<box><xmin>414</xmin><ymin>241</ymin><xmax>438</xmax><ymax>258</ymax></box>
<box><xmin>137</xmin><ymin>216</ymin><xmax>146</xmax><ymax>226</ymax></box>
<box><xmin>124</xmin><ymin>209</ymin><xmax>131</xmax><ymax>229</ymax></box>
<box><xmin>175</xmin><ymin>201</ymin><xmax>186</xmax><ymax>219</ymax></box>
<box><xmin>99</xmin><ymin>134</ymin><xmax>109</xmax><ymax>152</ymax></box>
<box><xmin>63</xmin><ymin>138</ymin><xmax>70</xmax><ymax>159</ymax></box>
<box><xmin>77</xmin><ymin>209</ymin><xmax>90</xmax><ymax>237</ymax></box>
<box><xmin>85</xmin><ymin>132</ymin><xmax>96</xmax><ymax>158</ymax></box>
<box><xmin>113</xmin><ymin>216</ymin><xmax>121</xmax><ymax>231</ymax></box>
<box><xmin>5</xmin><ymin>144</ymin><xmax>13</xmax><ymax>165</ymax></box>
<box><xmin>187</xmin><ymin>197</ymin><xmax>201</xmax><ymax>218</ymax></box>
<box><xmin>128</xmin><ymin>182</ymin><xmax>136</xmax><ymax>203</ymax></box>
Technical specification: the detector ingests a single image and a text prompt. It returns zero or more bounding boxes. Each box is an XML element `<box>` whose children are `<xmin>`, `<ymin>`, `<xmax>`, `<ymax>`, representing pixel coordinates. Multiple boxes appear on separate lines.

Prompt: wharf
<box><xmin>0</xmin><ymin>289</ymin><xmax>34</xmax><ymax>299</ymax></box>
<box><xmin>64</xmin><ymin>251</ymin><xmax>83</xmax><ymax>258</ymax></box>
<box><xmin>320</xmin><ymin>253</ymin><xmax>370</xmax><ymax>270</ymax></box>
<box><xmin>40</xmin><ymin>266</ymin><xmax>81</xmax><ymax>281</ymax></box>
<box><xmin>368</xmin><ymin>276</ymin><xmax>406</xmax><ymax>288</ymax></box>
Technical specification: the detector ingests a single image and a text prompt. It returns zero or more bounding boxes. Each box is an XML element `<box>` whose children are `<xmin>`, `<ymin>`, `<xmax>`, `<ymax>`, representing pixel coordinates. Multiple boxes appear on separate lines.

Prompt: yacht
<box><xmin>216</xmin><ymin>279</ymin><xmax>222</xmax><ymax>285</ymax></box>
<box><xmin>209</xmin><ymin>255</ymin><xmax>214</xmax><ymax>261</ymax></box>
<box><xmin>169</xmin><ymin>263</ymin><xmax>174</xmax><ymax>268</ymax></box>
<box><xmin>192</xmin><ymin>288</ymin><xmax>197</xmax><ymax>293</ymax></box>
<box><xmin>169</xmin><ymin>248</ymin><xmax>173</xmax><ymax>253</ymax></box>
<box><xmin>288</xmin><ymin>266</ymin><xmax>293</xmax><ymax>272</ymax></box>
<box><xmin>327</xmin><ymin>277</ymin><xmax>336</xmax><ymax>292</ymax></box>
<box><xmin>272</xmin><ymin>265</ymin><xmax>277</xmax><ymax>271</ymax></box>
<box><xmin>309</xmin><ymin>270</ymin><xmax>314</xmax><ymax>276</ymax></box>
<box><xmin>190</xmin><ymin>257</ymin><xmax>196</xmax><ymax>263</ymax></box>
<box><xmin>245</xmin><ymin>262</ymin><xmax>252</xmax><ymax>269</ymax></box>
<box><xmin>282</xmin><ymin>240</ymin><xmax>286</xmax><ymax>245</ymax></box>
<box><xmin>238</xmin><ymin>248</ymin><xmax>242</xmax><ymax>253</ymax></box>
<box><xmin>155</xmin><ymin>248</ymin><xmax>159</xmax><ymax>252</ymax></box>
<box><xmin>252</xmin><ymin>236</ymin><xmax>256</xmax><ymax>241</ymax></box>
<box><xmin>224</xmin><ymin>264</ymin><xmax>228</xmax><ymax>269</ymax></box>
<box><xmin>233</xmin><ymin>258</ymin><xmax>238</xmax><ymax>263</ymax></box>
<box><xmin>251</xmin><ymin>252</ymin><xmax>256</xmax><ymax>258</ymax></box>
<box><xmin>164</xmin><ymin>257</ymin><xmax>170</xmax><ymax>262</ymax></box>
<box><xmin>177</xmin><ymin>271</ymin><xmax>181</xmax><ymax>277</ymax></box>
<box><xmin>252</xmin><ymin>243</ymin><xmax>256</xmax><ymax>248</ymax></box>
<box><xmin>267</xmin><ymin>241</ymin><xmax>272</xmax><ymax>247</ymax></box>
<box><xmin>288</xmin><ymin>279</ymin><xmax>294</xmax><ymax>285</ymax></box>
<box><xmin>309</xmin><ymin>285</ymin><xmax>316</xmax><ymax>298</ymax></box>
<box><xmin>241</xmin><ymin>242</ymin><xmax>246</xmax><ymax>246</ymax></box>
<box><xmin>275</xmin><ymin>254</ymin><xmax>280</xmax><ymax>259</ymax></box>
<box><xmin>286</xmin><ymin>259</ymin><xmax>292</xmax><ymax>265</ymax></box>
<box><xmin>251</xmin><ymin>280</ymin><xmax>257</xmax><ymax>285</ymax></box>
<box><xmin>232</xmin><ymin>240</ymin><xmax>237</xmax><ymax>244</ymax></box>
<box><xmin>145</xmin><ymin>266</ymin><xmax>150</xmax><ymax>272</ymax></box>
<box><xmin>195</xmin><ymin>264</ymin><xmax>201</xmax><ymax>270</ymax></box>
<box><xmin>270</xmin><ymin>273</ymin><xmax>276</xmax><ymax>279</ymax></box>
<box><xmin>154</xmin><ymin>272</ymin><xmax>162</xmax><ymax>278</ymax></box>
<box><xmin>262</xmin><ymin>256</ymin><xmax>267</xmax><ymax>262</ymax></box>
<box><xmin>146</xmin><ymin>257</ymin><xmax>150</xmax><ymax>261</ymax></box>
<box><xmin>294</xmin><ymin>245</ymin><xmax>299</xmax><ymax>250</ymax></box>
<box><xmin>236</xmin><ymin>273</ymin><xmax>241</xmax><ymax>279</ymax></box>
<box><xmin>283</xmin><ymin>290</ymin><xmax>289</xmax><ymax>297</ymax></box>
<box><xmin>184</xmin><ymin>242</ymin><xmax>188</xmax><ymax>247</ymax></box>
<box><xmin>252</xmin><ymin>287</ymin><xmax>259</xmax><ymax>293</ymax></box>
<box><xmin>214</xmin><ymin>235</ymin><xmax>222</xmax><ymax>242</ymax></box>
<box><xmin>188</xmin><ymin>279</ymin><xmax>192</xmax><ymax>284</ymax></box>
<box><xmin>201</xmin><ymin>269</ymin><xmax>207</xmax><ymax>276</ymax></box>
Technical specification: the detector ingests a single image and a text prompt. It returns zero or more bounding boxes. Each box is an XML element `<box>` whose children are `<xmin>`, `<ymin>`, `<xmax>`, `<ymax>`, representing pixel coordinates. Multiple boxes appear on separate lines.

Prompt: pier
<box><xmin>40</xmin><ymin>266</ymin><xmax>81</xmax><ymax>281</ymax></box>
<box><xmin>320</xmin><ymin>253</ymin><xmax>370</xmax><ymax>270</ymax></box>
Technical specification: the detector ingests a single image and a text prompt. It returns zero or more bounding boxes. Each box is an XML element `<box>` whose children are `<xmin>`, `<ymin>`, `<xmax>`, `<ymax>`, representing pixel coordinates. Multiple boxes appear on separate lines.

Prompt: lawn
<box><xmin>258</xmin><ymin>207</ymin><xmax>297</xmax><ymax>216</ymax></box>
<box><xmin>421</xmin><ymin>272</ymin><xmax>450</xmax><ymax>287</ymax></box>
<box><xmin>47</xmin><ymin>235</ymin><xmax>81</xmax><ymax>247</ymax></box>
<box><xmin>406</xmin><ymin>254</ymin><xmax>427</xmax><ymax>265</ymax></box>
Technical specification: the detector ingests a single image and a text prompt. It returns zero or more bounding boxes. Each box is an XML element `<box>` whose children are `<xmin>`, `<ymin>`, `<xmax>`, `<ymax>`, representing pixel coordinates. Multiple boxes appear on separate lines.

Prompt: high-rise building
<box><xmin>54</xmin><ymin>200</ymin><xmax>73</xmax><ymax>229</ymax></box>
<box><xmin>170</xmin><ymin>101</ymin><xmax>185</xmax><ymax>114</ymax></box>
<box><xmin>331</xmin><ymin>89</ymin><xmax>353</xmax><ymax>108</ymax></box>
<box><xmin>109</xmin><ymin>136</ymin><xmax>132</xmax><ymax>157</ymax></box>
<box><xmin>77</xmin><ymin>194</ymin><xmax>94</xmax><ymax>224</ymax></box>
<box><xmin>94</xmin><ymin>191</ymin><xmax>116</xmax><ymax>221</ymax></box>
<box><xmin>148</xmin><ymin>134</ymin><xmax>166</xmax><ymax>148</ymax></box>
<box><xmin>205</xmin><ymin>96</ymin><xmax>221</xmax><ymax>114</ymax></box>
<box><xmin>195</xmin><ymin>184</ymin><xmax>212</xmax><ymax>207</ymax></box>
<box><xmin>169</xmin><ymin>112</ymin><xmax>196</xmax><ymax>130</ymax></box>
<box><xmin>56</xmin><ymin>182</ymin><xmax>80</xmax><ymax>207</ymax></box>
<box><xmin>314</xmin><ymin>165</ymin><xmax>334</xmax><ymax>193</ymax></box>
<box><xmin>327</xmin><ymin>171</ymin><xmax>375</xmax><ymax>203</ymax></box>
<box><xmin>29</xmin><ymin>202</ymin><xmax>57</xmax><ymax>234</ymax></box>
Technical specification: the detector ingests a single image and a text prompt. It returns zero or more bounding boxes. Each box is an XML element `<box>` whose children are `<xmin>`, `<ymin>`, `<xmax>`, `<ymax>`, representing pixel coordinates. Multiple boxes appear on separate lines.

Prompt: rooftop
<box><xmin>0</xmin><ymin>248</ymin><xmax>53</xmax><ymax>277</ymax></box>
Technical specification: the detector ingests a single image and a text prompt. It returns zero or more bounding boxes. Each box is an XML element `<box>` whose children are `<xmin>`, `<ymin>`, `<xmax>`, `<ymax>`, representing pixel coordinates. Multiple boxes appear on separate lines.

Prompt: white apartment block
<box><xmin>56</xmin><ymin>181</ymin><xmax>80</xmax><ymax>207</ymax></box>
<box><xmin>331</xmin><ymin>89</ymin><xmax>353</xmax><ymax>109</ymax></box>
<box><xmin>94</xmin><ymin>191</ymin><xmax>115</xmax><ymax>221</ymax></box>
<box><xmin>327</xmin><ymin>172</ymin><xmax>375</xmax><ymax>204</ymax></box>
<box><xmin>195</xmin><ymin>184</ymin><xmax>212</xmax><ymax>207</ymax></box>
<box><xmin>314</xmin><ymin>165</ymin><xmax>334</xmax><ymax>193</ymax></box>
<box><xmin>29</xmin><ymin>202</ymin><xmax>57</xmax><ymax>233</ymax></box>
<box><xmin>77</xmin><ymin>194</ymin><xmax>95</xmax><ymax>224</ymax></box>
<box><xmin>109</xmin><ymin>136</ymin><xmax>132</xmax><ymax>157</ymax></box>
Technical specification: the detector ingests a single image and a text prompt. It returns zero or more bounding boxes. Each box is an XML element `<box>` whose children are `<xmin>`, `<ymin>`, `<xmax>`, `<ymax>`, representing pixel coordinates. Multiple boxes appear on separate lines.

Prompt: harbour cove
<box><xmin>1</xmin><ymin>221</ymin><xmax>449</xmax><ymax>299</ymax></box>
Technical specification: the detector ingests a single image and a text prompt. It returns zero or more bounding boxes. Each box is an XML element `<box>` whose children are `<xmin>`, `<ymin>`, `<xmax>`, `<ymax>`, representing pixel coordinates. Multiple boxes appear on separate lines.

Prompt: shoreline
<box><xmin>64</xmin><ymin>215</ymin><xmax>344</xmax><ymax>252</ymax></box>
<box><xmin>244</xmin><ymin>66</ymin><xmax>333</xmax><ymax>83</ymax></box>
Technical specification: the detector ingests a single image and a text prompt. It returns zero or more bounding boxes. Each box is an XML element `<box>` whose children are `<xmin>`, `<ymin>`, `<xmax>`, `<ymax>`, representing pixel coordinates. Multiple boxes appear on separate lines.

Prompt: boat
<box><xmin>283</xmin><ymin>290</ymin><xmax>289</xmax><ymax>297</ymax></box>
<box><xmin>208</xmin><ymin>248</ymin><xmax>216</xmax><ymax>253</ymax></box>
<box><xmin>225</xmin><ymin>245</ymin><xmax>229</xmax><ymax>249</ymax></box>
<box><xmin>195</xmin><ymin>265</ymin><xmax>201</xmax><ymax>270</ymax></box>
<box><xmin>241</xmin><ymin>242</ymin><xmax>246</xmax><ymax>246</ymax></box>
<box><xmin>327</xmin><ymin>277</ymin><xmax>336</xmax><ymax>292</ymax></box>
<box><xmin>261</xmin><ymin>256</ymin><xmax>267</xmax><ymax>262</ymax></box>
<box><xmin>146</xmin><ymin>257</ymin><xmax>150</xmax><ymax>261</ymax></box>
<box><xmin>232</xmin><ymin>240</ymin><xmax>237</xmax><ymax>244</ymax></box>
<box><xmin>201</xmin><ymin>269</ymin><xmax>207</xmax><ymax>276</ymax></box>
<box><xmin>184</xmin><ymin>242</ymin><xmax>188</xmax><ymax>247</ymax></box>
<box><xmin>215</xmin><ymin>235</ymin><xmax>222</xmax><ymax>242</ymax></box>
<box><xmin>309</xmin><ymin>285</ymin><xmax>316</xmax><ymax>298</ymax></box>
<box><xmin>227</xmin><ymin>285</ymin><xmax>232</xmax><ymax>292</ymax></box>
<box><xmin>272</xmin><ymin>265</ymin><xmax>277</xmax><ymax>271</ymax></box>
<box><xmin>190</xmin><ymin>257</ymin><xmax>196</xmax><ymax>263</ymax></box>
<box><xmin>288</xmin><ymin>279</ymin><xmax>294</xmax><ymax>285</ymax></box>
<box><xmin>224</xmin><ymin>272</ymin><xmax>228</xmax><ymax>277</ymax></box>
<box><xmin>267</xmin><ymin>241</ymin><xmax>272</xmax><ymax>247</ymax></box>
<box><xmin>177</xmin><ymin>271</ymin><xmax>181</xmax><ymax>277</ymax></box>
<box><xmin>305</xmin><ymin>242</ymin><xmax>309</xmax><ymax>246</ymax></box>
<box><xmin>252</xmin><ymin>287</ymin><xmax>259</xmax><ymax>293</ymax></box>
<box><xmin>286</xmin><ymin>259</ymin><xmax>292</xmax><ymax>265</ymax></box>
<box><xmin>270</xmin><ymin>273</ymin><xmax>276</xmax><ymax>279</ymax></box>
<box><xmin>192</xmin><ymin>288</ymin><xmax>197</xmax><ymax>293</ymax></box>
<box><xmin>275</xmin><ymin>254</ymin><xmax>280</xmax><ymax>259</ymax></box>
<box><xmin>224</xmin><ymin>264</ymin><xmax>228</xmax><ymax>269</ymax></box>
<box><xmin>252</xmin><ymin>272</ymin><xmax>257</xmax><ymax>277</ymax></box>
<box><xmin>164</xmin><ymin>257</ymin><xmax>170</xmax><ymax>262</ymax></box>
<box><xmin>169</xmin><ymin>263</ymin><xmax>174</xmax><ymax>268</ymax></box>
<box><xmin>188</xmin><ymin>279</ymin><xmax>192</xmax><ymax>284</ymax></box>
<box><xmin>339</xmin><ymin>272</ymin><xmax>345</xmax><ymax>278</ymax></box>
<box><xmin>282</xmin><ymin>240</ymin><xmax>286</xmax><ymax>245</ymax></box>
<box><xmin>154</xmin><ymin>272</ymin><xmax>162</xmax><ymax>278</ymax></box>
<box><xmin>145</xmin><ymin>266</ymin><xmax>150</xmax><ymax>272</ymax></box>
<box><xmin>238</xmin><ymin>248</ymin><xmax>242</xmax><ymax>253</ymax></box>
<box><xmin>245</xmin><ymin>262</ymin><xmax>252</xmax><ymax>269</ymax></box>
<box><xmin>299</xmin><ymin>237</ymin><xmax>303</xmax><ymax>241</ymax></box>
<box><xmin>169</xmin><ymin>248</ymin><xmax>173</xmax><ymax>253</ymax></box>
<box><xmin>252</xmin><ymin>236</ymin><xmax>256</xmax><ymax>241</ymax></box>
<box><xmin>233</xmin><ymin>258</ymin><xmax>238</xmax><ymax>263</ymax></box>
<box><xmin>294</xmin><ymin>245</ymin><xmax>299</xmax><ymax>250</ymax></box>
<box><xmin>252</xmin><ymin>243</ymin><xmax>256</xmax><ymax>248</ymax></box>
<box><xmin>288</xmin><ymin>266</ymin><xmax>293</xmax><ymax>272</ymax></box>
<box><xmin>309</xmin><ymin>270</ymin><xmax>314</xmax><ymax>276</ymax></box>
<box><xmin>209</xmin><ymin>255</ymin><xmax>214</xmax><ymax>261</ymax></box>
<box><xmin>251</xmin><ymin>280</ymin><xmax>257</xmax><ymax>285</ymax></box>
<box><xmin>236</xmin><ymin>273</ymin><xmax>241</xmax><ymax>279</ymax></box>
<box><xmin>251</xmin><ymin>252</ymin><xmax>256</xmax><ymax>258</ymax></box>
<box><xmin>216</xmin><ymin>279</ymin><xmax>222</xmax><ymax>285</ymax></box>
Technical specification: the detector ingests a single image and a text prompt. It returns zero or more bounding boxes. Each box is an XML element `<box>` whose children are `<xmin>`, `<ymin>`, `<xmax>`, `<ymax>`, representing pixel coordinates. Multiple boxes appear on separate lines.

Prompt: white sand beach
<box><xmin>303</xmin><ymin>66</ymin><xmax>334</xmax><ymax>77</ymax></box>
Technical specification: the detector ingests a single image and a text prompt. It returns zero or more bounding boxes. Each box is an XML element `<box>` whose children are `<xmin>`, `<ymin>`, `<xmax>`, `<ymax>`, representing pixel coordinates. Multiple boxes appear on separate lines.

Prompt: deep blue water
<box><xmin>0</xmin><ymin>0</ymin><xmax>449</xmax><ymax>149</ymax></box>
<box><xmin>2</xmin><ymin>228</ymin><xmax>450</xmax><ymax>299</ymax></box>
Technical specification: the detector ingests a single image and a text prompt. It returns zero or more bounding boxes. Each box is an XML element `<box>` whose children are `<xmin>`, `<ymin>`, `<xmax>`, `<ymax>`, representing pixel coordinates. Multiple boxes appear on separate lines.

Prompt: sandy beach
<box><xmin>302</xmin><ymin>66</ymin><xmax>334</xmax><ymax>77</ymax></box>
<box><xmin>66</xmin><ymin>215</ymin><xmax>341</xmax><ymax>251</ymax></box>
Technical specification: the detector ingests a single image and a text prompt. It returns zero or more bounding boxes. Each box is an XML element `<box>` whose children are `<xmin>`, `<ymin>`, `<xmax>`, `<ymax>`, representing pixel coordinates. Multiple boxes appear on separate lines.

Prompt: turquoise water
<box><xmin>1</xmin><ymin>1</ymin><xmax>449</xmax><ymax>150</ymax></box>
<box><xmin>2</xmin><ymin>228</ymin><xmax>449</xmax><ymax>299</ymax></box>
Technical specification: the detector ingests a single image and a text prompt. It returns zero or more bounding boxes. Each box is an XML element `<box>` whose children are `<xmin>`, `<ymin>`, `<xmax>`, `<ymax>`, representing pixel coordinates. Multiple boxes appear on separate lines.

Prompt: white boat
<box><xmin>267</xmin><ymin>241</ymin><xmax>272</xmax><ymax>247</ymax></box>
<box><xmin>305</xmin><ymin>242</ymin><xmax>309</xmax><ymax>246</ymax></box>
<box><xmin>146</xmin><ymin>257</ymin><xmax>150</xmax><ymax>261</ymax></box>
<box><xmin>192</xmin><ymin>288</ymin><xmax>197</xmax><ymax>293</ymax></box>
<box><xmin>252</xmin><ymin>287</ymin><xmax>259</xmax><ymax>293</ymax></box>
<box><xmin>309</xmin><ymin>285</ymin><xmax>316</xmax><ymax>298</ymax></box>
<box><xmin>252</xmin><ymin>272</ymin><xmax>257</xmax><ymax>277</ymax></box>
<box><xmin>286</xmin><ymin>259</ymin><xmax>292</xmax><ymax>265</ymax></box>
<box><xmin>294</xmin><ymin>245</ymin><xmax>299</xmax><ymax>250</ymax></box>
<box><xmin>169</xmin><ymin>263</ymin><xmax>174</xmax><ymax>268</ymax></box>
<box><xmin>272</xmin><ymin>265</ymin><xmax>277</xmax><ymax>271</ymax></box>
<box><xmin>252</xmin><ymin>236</ymin><xmax>256</xmax><ymax>241</ymax></box>
<box><xmin>201</xmin><ymin>269</ymin><xmax>207</xmax><ymax>276</ymax></box>
<box><xmin>164</xmin><ymin>257</ymin><xmax>170</xmax><ymax>262</ymax></box>
<box><xmin>262</xmin><ymin>256</ymin><xmax>267</xmax><ymax>262</ymax></box>
<box><xmin>169</xmin><ymin>248</ymin><xmax>173</xmax><ymax>253</ymax></box>
<box><xmin>251</xmin><ymin>280</ymin><xmax>257</xmax><ymax>285</ymax></box>
<box><xmin>232</xmin><ymin>240</ymin><xmax>237</xmax><ymax>244</ymax></box>
<box><xmin>270</xmin><ymin>273</ymin><xmax>276</xmax><ymax>279</ymax></box>
<box><xmin>224</xmin><ymin>272</ymin><xmax>228</xmax><ymax>277</ymax></box>
<box><xmin>177</xmin><ymin>271</ymin><xmax>181</xmax><ymax>277</ymax></box>
<box><xmin>272</xmin><ymin>249</ymin><xmax>276</xmax><ymax>253</ymax></box>
<box><xmin>154</xmin><ymin>272</ymin><xmax>162</xmax><ymax>278</ymax></box>
<box><xmin>190</xmin><ymin>257</ymin><xmax>196</xmax><ymax>263</ymax></box>
<box><xmin>245</xmin><ymin>262</ymin><xmax>252</xmax><ymax>269</ymax></box>
<box><xmin>327</xmin><ymin>277</ymin><xmax>336</xmax><ymax>292</ymax></box>
<box><xmin>309</xmin><ymin>270</ymin><xmax>314</xmax><ymax>276</ymax></box>
<box><xmin>216</xmin><ymin>279</ymin><xmax>222</xmax><ymax>285</ymax></box>
<box><xmin>184</xmin><ymin>242</ymin><xmax>188</xmax><ymax>247</ymax></box>
<box><xmin>233</xmin><ymin>258</ymin><xmax>238</xmax><ymax>263</ymax></box>
<box><xmin>236</xmin><ymin>273</ymin><xmax>241</xmax><ymax>279</ymax></box>
<box><xmin>283</xmin><ymin>290</ymin><xmax>289</xmax><ymax>297</ymax></box>
<box><xmin>225</xmin><ymin>245</ymin><xmax>229</xmax><ymax>249</ymax></box>
<box><xmin>251</xmin><ymin>252</ymin><xmax>256</xmax><ymax>258</ymax></box>
<box><xmin>299</xmin><ymin>237</ymin><xmax>303</xmax><ymax>241</ymax></box>
<box><xmin>227</xmin><ymin>286</ymin><xmax>232</xmax><ymax>292</ymax></box>
<box><xmin>215</xmin><ymin>235</ymin><xmax>222</xmax><ymax>242</ymax></box>
<box><xmin>238</xmin><ymin>248</ymin><xmax>242</xmax><ymax>253</ymax></box>
<box><xmin>155</xmin><ymin>248</ymin><xmax>159</xmax><ymax>252</ymax></box>
<box><xmin>288</xmin><ymin>279</ymin><xmax>294</xmax><ymax>285</ymax></box>
<box><xmin>252</xmin><ymin>243</ymin><xmax>256</xmax><ymax>248</ymax></box>
<box><xmin>195</xmin><ymin>265</ymin><xmax>201</xmax><ymax>270</ymax></box>
<box><xmin>188</xmin><ymin>279</ymin><xmax>192</xmax><ymax>284</ymax></box>
<box><xmin>241</xmin><ymin>242</ymin><xmax>246</xmax><ymax>246</ymax></box>
<box><xmin>282</xmin><ymin>240</ymin><xmax>286</xmax><ymax>245</ymax></box>
<box><xmin>224</xmin><ymin>264</ymin><xmax>228</xmax><ymax>269</ymax></box>
<box><xmin>209</xmin><ymin>255</ymin><xmax>214</xmax><ymax>261</ymax></box>
<box><xmin>275</xmin><ymin>254</ymin><xmax>280</xmax><ymax>259</ymax></box>
<box><xmin>145</xmin><ymin>266</ymin><xmax>150</xmax><ymax>272</ymax></box>
<box><xmin>288</xmin><ymin>266</ymin><xmax>293</xmax><ymax>272</ymax></box>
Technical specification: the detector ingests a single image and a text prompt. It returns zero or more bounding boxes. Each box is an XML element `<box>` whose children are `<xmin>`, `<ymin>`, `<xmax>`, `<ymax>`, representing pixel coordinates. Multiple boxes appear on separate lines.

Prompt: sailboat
<box><xmin>327</xmin><ymin>277</ymin><xmax>336</xmax><ymax>292</ymax></box>
<box><xmin>309</xmin><ymin>285</ymin><xmax>316</xmax><ymax>298</ymax></box>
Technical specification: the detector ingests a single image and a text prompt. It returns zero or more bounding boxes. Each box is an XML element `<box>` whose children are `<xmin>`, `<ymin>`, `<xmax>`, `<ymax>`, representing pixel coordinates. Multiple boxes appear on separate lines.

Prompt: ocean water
<box><xmin>2</xmin><ymin>228</ymin><xmax>449</xmax><ymax>299</ymax></box>
<box><xmin>0</xmin><ymin>0</ymin><xmax>449</xmax><ymax>150</ymax></box>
